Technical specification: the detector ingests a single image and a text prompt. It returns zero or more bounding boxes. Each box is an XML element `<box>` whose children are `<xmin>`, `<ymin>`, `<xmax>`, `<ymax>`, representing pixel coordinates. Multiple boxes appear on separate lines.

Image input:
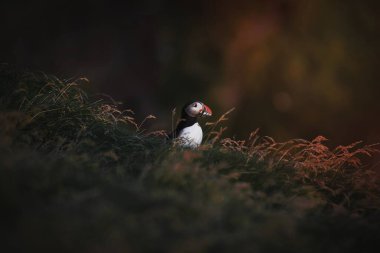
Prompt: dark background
<box><xmin>1</xmin><ymin>0</ymin><xmax>379</xmax><ymax>147</ymax></box>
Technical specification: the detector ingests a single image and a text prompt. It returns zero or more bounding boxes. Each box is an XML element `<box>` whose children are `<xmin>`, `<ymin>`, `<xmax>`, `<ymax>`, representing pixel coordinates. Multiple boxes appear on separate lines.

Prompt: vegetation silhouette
<box><xmin>1</xmin><ymin>65</ymin><xmax>380</xmax><ymax>252</ymax></box>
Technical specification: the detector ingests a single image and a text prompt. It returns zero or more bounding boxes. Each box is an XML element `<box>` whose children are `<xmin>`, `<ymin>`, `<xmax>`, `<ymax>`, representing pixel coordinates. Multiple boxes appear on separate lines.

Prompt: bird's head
<box><xmin>183</xmin><ymin>101</ymin><xmax>212</xmax><ymax>118</ymax></box>
<box><xmin>182</xmin><ymin>101</ymin><xmax>212</xmax><ymax>118</ymax></box>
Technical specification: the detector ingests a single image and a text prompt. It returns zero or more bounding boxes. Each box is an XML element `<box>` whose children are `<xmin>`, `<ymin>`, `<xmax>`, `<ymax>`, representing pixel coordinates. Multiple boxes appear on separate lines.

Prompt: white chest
<box><xmin>177</xmin><ymin>123</ymin><xmax>203</xmax><ymax>148</ymax></box>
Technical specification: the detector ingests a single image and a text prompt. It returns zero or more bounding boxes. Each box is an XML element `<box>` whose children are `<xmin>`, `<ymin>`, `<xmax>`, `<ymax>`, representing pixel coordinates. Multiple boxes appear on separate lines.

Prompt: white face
<box><xmin>185</xmin><ymin>102</ymin><xmax>204</xmax><ymax>117</ymax></box>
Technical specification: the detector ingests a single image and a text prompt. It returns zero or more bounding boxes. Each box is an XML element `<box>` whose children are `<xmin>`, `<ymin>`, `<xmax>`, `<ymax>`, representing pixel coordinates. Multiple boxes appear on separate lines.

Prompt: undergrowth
<box><xmin>1</xmin><ymin>64</ymin><xmax>380</xmax><ymax>253</ymax></box>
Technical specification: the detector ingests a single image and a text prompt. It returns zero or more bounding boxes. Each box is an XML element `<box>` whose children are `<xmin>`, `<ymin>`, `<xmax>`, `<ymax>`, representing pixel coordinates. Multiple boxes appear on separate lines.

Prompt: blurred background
<box><xmin>1</xmin><ymin>0</ymin><xmax>379</xmax><ymax>146</ymax></box>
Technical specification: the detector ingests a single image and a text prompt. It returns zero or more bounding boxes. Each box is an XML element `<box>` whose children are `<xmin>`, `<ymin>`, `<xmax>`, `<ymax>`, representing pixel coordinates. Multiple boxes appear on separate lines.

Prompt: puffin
<box><xmin>169</xmin><ymin>101</ymin><xmax>212</xmax><ymax>148</ymax></box>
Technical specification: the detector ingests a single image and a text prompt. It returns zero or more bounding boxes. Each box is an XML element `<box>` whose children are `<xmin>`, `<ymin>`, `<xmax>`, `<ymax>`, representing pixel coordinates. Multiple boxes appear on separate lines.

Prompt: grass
<box><xmin>1</xmin><ymin>64</ymin><xmax>380</xmax><ymax>253</ymax></box>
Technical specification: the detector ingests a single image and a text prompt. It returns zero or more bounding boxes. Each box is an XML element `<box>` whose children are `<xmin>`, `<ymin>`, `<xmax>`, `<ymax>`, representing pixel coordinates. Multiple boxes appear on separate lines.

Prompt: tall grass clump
<box><xmin>1</xmin><ymin>64</ymin><xmax>380</xmax><ymax>253</ymax></box>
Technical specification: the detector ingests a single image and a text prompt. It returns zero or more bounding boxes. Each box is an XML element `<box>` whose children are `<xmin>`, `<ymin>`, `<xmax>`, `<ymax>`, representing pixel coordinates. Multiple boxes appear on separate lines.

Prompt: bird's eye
<box><xmin>193</xmin><ymin>103</ymin><xmax>197</xmax><ymax>107</ymax></box>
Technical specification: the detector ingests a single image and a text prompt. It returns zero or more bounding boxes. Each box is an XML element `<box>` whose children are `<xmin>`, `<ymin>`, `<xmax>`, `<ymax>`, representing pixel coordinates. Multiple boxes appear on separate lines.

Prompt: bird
<box><xmin>169</xmin><ymin>101</ymin><xmax>212</xmax><ymax>148</ymax></box>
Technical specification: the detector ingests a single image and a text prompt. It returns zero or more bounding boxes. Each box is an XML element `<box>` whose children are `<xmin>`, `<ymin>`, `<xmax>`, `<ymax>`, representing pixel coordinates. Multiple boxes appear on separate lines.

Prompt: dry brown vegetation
<box><xmin>1</xmin><ymin>66</ymin><xmax>380</xmax><ymax>253</ymax></box>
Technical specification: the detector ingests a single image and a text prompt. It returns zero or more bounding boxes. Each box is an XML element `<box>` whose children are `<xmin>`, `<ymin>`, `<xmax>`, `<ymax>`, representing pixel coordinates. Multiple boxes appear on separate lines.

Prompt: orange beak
<box><xmin>201</xmin><ymin>104</ymin><xmax>212</xmax><ymax>117</ymax></box>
